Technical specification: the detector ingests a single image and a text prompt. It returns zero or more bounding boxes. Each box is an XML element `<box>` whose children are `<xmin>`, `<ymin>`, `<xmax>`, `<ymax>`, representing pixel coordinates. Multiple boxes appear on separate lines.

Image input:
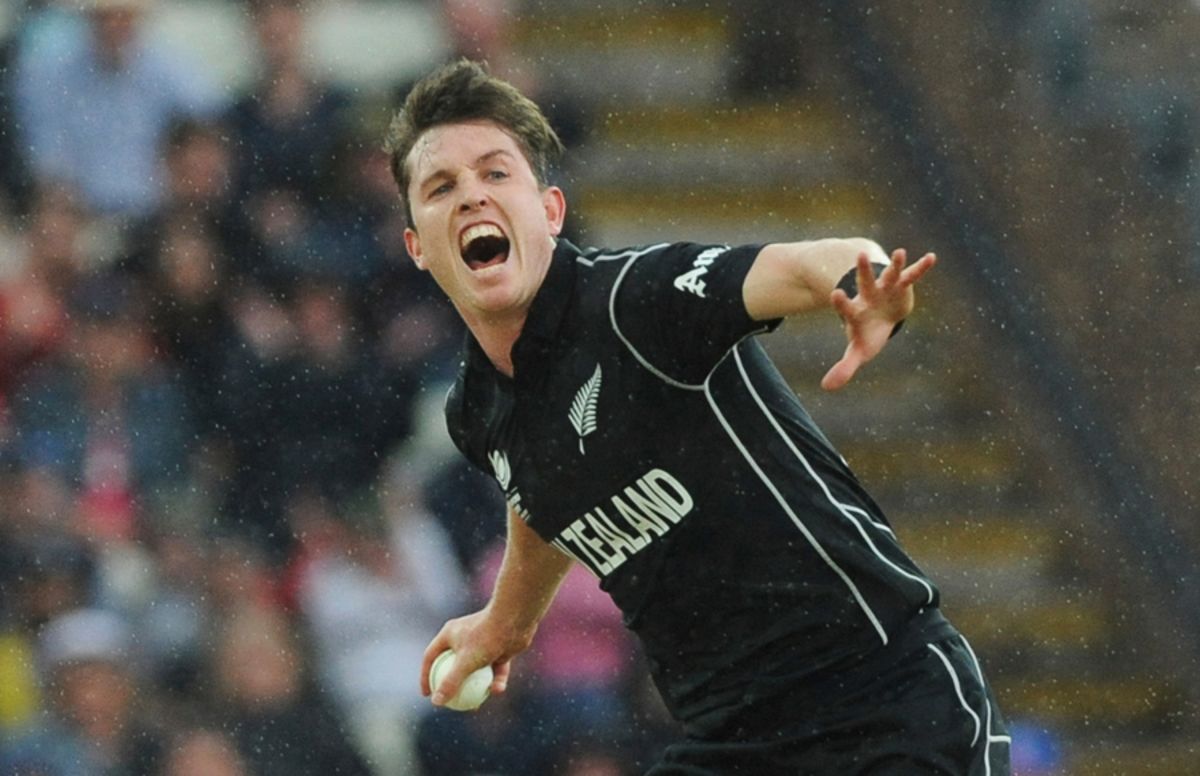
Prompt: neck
<box><xmin>460</xmin><ymin>309</ymin><xmax>527</xmax><ymax>378</ymax></box>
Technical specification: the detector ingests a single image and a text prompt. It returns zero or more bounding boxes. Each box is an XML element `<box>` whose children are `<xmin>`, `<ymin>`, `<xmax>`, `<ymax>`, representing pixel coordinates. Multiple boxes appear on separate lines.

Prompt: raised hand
<box><xmin>820</xmin><ymin>249</ymin><xmax>937</xmax><ymax>392</ymax></box>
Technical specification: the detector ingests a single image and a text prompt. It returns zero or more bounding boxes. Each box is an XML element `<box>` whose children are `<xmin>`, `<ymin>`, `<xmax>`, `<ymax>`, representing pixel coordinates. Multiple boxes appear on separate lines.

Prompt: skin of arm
<box><xmin>421</xmin><ymin>505</ymin><xmax>573</xmax><ymax>705</ymax></box>
<box><xmin>742</xmin><ymin>238</ymin><xmax>937</xmax><ymax>391</ymax></box>
<box><xmin>742</xmin><ymin>237</ymin><xmax>890</xmax><ymax>320</ymax></box>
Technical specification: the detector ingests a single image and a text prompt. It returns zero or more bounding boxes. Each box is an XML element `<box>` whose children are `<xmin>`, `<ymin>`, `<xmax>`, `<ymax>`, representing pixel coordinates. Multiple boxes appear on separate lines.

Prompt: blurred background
<box><xmin>0</xmin><ymin>0</ymin><xmax>1197</xmax><ymax>774</ymax></box>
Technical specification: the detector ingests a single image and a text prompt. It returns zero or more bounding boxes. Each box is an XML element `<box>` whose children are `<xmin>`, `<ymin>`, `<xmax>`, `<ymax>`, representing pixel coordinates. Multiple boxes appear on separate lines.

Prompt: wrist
<box><xmin>482</xmin><ymin>600</ymin><xmax>539</xmax><ymax>653</ymax></box>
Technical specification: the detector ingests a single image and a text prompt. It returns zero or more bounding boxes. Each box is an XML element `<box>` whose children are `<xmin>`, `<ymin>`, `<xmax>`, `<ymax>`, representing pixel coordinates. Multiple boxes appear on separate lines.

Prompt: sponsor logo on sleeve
<box><xmin>672</xmin><ymin>246</ymin><xmax>728</xmax><ymax>298</ymax></box>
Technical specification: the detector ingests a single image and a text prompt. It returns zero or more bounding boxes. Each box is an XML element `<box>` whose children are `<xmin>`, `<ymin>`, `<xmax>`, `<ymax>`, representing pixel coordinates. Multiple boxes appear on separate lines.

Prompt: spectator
<box><xmin>13</xmin><ymin>0</ymin><xmax>226</xmax><ymax>218</ymax></box>
<box><xmin>226</xmin><ymin>0</ymin><xmax>351</xmax><ymax>213</ymax></box>
<box><xmin>139</xmin><ymin>215</ymin><xmax>239</xmax><ymax>433</ymax></box>
<box><xmin>208</xmin><ymin>604</ymin><xmax>371</xmax><ymax>776</ymax></box>
<box><xmin>302</xmin><ymin>118</ymin><xmax>417</xmax><ymax>289</ymax></box>
<box><xmin>223</xmin><ymin>0</ymin><xmax>354</xmax><ymax>288</ymax></box>
<box><xmin>438</xmin><ymin>0</ymin><xmax>589</xmax><ymax>154</ymax></box>
<box><xmin>122</xmin><ymin>118</ymin><xmax>252</xmax><ymax>286</ymax></box>
<box><xmin>0</xmin><ymin>496</ymin><xmax>97</xmax><ymax>738</ymax></box>
<box><xmin>8</xmin><ymin>273</ymin><xmax>194</xmax><ymax>536</ymax></box>
<box><xmin>416</xmin><ymin>685</ymin><xmax>558</xmax><ymax>776</ymax></box>
<box><xmin>298</xmin><ymin>464</ymin><xmax>468</xmax><ymax>776</ymax></box>
<box><xmin>0</xmin><ymin>6</ymin><xmax>32</xmax><ymax>212</ymax></box>
<box><xmin>0</xmin><ymin>187</ymin><xmax>79</xmax><ymax>422</ymax></box>
<box><xmin>213</xmin><ymin>278</ymin><xmax>413</xmax><ymax>558</ymax></box>
<box><xmin>204</xmin><ymin>537</ymin><xmax>283</xmax><ymax>618</ymax></box>
<box><xmin>160</xmin><ymin>727</ymin><xmax>250</xmax><ymax>776</ymax></box>
<box><xmin>135</xmin><ymin>529</ymin><xmax>218</xmax><ymax>706</ymax></box>
<box><xmin>0</xmin><ymin>607</ymin><xmax>166</xmax><ymax>775</ymax></box>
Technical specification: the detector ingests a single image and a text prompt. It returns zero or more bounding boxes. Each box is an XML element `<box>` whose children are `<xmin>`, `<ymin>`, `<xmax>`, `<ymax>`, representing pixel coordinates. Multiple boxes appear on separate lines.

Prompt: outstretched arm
<box><xmin>742</xmin><ymin>238</ymin><xmax>936</xmax><ymax>391</ymax></box>
<box><xmin>420</xmin><ymin>506</ymin><xmax>572</xmax><ymax>706</ymax></box>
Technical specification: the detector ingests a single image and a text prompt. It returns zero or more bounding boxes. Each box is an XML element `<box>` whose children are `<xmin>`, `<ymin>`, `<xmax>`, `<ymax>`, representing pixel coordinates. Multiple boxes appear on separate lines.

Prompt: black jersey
<box><xmin>445</xmin><ymin>239</ymin><xmax>956</xmax><ymax>736</ymax></box>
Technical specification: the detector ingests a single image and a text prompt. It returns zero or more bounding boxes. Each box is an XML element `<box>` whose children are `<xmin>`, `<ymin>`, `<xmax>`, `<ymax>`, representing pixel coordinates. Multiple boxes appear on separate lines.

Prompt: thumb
<box><xmin>821</xmin><ymin>350</ymin><xmax>862</xmax><ymax>391</ymax></box>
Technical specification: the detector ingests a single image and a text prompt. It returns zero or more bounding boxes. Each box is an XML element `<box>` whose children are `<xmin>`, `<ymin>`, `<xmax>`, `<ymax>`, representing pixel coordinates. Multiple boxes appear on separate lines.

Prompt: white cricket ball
<box><xmin>429</xmin><ymin>650</ymin><xmax>493</xmax><ymax>711</ymax></box>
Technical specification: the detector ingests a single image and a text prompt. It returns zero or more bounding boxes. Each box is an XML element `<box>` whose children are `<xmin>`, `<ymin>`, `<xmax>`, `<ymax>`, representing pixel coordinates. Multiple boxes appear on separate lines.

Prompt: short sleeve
<box><xmin>612</xmin><ymin>242</ymin><xmax>781</xmax><ymax>385</ymax></box>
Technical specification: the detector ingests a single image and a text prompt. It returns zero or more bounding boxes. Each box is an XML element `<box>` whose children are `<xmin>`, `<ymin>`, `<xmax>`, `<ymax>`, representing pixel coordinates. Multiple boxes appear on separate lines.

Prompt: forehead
<box><xmin>406</xmin><ymin>121</ymin><xmax>529</xmax><ymax>184</ymax></box>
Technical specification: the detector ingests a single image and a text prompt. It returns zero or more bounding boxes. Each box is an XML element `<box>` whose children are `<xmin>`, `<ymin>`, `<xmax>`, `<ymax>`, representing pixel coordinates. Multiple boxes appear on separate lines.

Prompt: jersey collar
<box><xmin>464</xmin><ymin>239</ymin><xmax>580</xmax><ymax>385</ymax></box>
<box><xmin>520</xmin><ymin>238</ymin><xmax>579</xmax><ymax>347</ymax></box>
<box><xmin>509</xmin><ymin>239</ymin><xmax>579</xmax><ymax>381</ymax></box>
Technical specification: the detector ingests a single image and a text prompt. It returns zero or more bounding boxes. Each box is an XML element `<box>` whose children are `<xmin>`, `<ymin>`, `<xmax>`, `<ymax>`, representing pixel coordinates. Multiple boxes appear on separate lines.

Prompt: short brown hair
<box><xmin>384</xmin><ymin>59</ymin><xmax>564</xmax><ymax>228</ymax></box>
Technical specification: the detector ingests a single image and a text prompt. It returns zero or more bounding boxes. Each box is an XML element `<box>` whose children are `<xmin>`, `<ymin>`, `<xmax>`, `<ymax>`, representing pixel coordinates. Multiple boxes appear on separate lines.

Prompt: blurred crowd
<box><xmin>0</xmin><ymin>0</ymin><xmax>658</xmax><ymax>774</ymax></box>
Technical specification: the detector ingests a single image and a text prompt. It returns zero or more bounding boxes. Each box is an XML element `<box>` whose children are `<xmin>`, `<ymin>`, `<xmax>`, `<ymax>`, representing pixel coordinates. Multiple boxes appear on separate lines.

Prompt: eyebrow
<box><xmin>417</xmin><ymin>149</ymin><xmax>516</xmax><ymax>193</ymax></box>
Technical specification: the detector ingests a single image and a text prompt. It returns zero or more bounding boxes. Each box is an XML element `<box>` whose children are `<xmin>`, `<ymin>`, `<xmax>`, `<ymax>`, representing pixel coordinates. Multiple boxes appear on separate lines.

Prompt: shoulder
<box><xmin>569</xmin><ymin>241</ymin><xmax>685</xmax><ymax>296</ymax></box>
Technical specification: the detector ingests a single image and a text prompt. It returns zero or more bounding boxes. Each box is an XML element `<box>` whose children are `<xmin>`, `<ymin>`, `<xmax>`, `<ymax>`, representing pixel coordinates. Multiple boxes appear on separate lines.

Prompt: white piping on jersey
<box><xmin>843</xmin><ymin>504</ymin><xmax>895</xmax><ymax>537</ymax></box>
<box><xmin>704</xmin><ymin>369</ymin><xmax>890</xmax><ymax>644</ymax></box>
<box><xmin>732</xmin><ymin>349</ymin><xmax>935</xmax><ymax>605</ymax></box>
<box><xmin>575</xmin><ymin>242</ymin><xmax>670</xmax><ymax>267</ymax></box>
<box><xmin>927</xmin><ymin>643</ymin><xmax>982</xmax><ymax>746</ymax></box>
<box><xmin>961</xmin><ymin>635</ymin><xmax>1011</xmax><ymax>774</ymax></box>
<box><xmin>608</xmin><ymin>252</ymin><xmax>705</xmax><ymax>391</ymax></box>
<box><xmin>606</xmin><ymin>248</ymin><xmax>773</xmax><ymax>392</ymax></box>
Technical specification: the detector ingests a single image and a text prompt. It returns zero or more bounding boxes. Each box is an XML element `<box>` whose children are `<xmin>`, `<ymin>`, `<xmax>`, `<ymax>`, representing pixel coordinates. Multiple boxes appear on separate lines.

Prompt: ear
<box><xmin>403</xmin><ymin>227</ymin><xmax>427</xmax><ymax>271</ymax></box>
<box><xmin>542</xmin><ymin>186</ymin><xmax>567</xmax><ymax>237</ymax></box>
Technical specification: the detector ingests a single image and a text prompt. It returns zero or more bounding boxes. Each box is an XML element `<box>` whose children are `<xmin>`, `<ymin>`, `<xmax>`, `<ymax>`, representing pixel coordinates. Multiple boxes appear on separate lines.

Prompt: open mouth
<box><xmin>460</xmin><ymin>224</ymin><xmax>510</xmax><ymax>271</ymax></box>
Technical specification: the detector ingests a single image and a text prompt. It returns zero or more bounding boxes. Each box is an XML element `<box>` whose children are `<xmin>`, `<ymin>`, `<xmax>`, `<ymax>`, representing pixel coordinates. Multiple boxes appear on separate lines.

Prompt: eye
<box><xmin>429</xmin><ymin>181</ymin><xmax>453</xmax><ymax>198</ymax></box>
<box><xmin>486</xmin><ymin>169</ymin><xmax>509</xmax><ymax>181</ymax></box>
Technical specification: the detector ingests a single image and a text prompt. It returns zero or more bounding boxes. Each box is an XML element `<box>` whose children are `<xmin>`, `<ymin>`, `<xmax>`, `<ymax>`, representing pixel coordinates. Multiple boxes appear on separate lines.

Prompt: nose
<box><xmin>457</xmin><ymin>183</ymin><xmax>488</xmax><ymax>212</ymax></box>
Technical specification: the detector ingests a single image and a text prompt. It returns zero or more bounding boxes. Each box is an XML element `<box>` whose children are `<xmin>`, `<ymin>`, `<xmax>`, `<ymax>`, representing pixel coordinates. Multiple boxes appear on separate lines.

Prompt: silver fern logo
<box><xmin>568</xmin><ymin>364</ymin><xmax>602</xmax><ymax>454</ymax></box>
<box><xmin>489</xmin><ymin>450</ymin><xmax>511</xmax><ymax>490</ymax></box>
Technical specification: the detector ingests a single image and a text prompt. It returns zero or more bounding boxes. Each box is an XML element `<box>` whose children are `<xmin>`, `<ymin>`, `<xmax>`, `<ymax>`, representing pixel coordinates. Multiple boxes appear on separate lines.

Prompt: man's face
<box><xmin>90</xmin><ymin>9</ymin><xmax>140</xmax><ymax>65</ymax></box>
<box><xmin>403</xmin><ymin>121</ymin><xmax>565</xmax><ymax>323</ymax></box>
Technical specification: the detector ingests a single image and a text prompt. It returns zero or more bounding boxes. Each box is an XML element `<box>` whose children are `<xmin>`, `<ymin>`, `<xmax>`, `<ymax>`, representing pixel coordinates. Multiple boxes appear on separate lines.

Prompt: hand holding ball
<box><xmin>430</xmin><ymin>650</ymin><xmax>493</xmax><ymax>711</ymax></box>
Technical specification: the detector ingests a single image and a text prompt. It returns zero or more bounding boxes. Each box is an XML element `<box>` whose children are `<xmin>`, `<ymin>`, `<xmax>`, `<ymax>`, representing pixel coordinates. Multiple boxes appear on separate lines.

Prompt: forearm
<box><xmin>483</xmin><ymin>507</ymin><xmax>573</xmax><ymax>652</ymax></box>
<box><xmin>743</xmin><ymin>237</ymin><xmax>889</xmax><ymax>320</ymax></box>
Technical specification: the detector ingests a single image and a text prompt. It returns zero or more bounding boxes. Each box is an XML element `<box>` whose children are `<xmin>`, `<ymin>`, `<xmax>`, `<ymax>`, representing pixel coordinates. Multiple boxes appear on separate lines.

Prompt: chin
<box><xmin>466</xmin><ymin>285</ymin><xmax>522</xmax><ymax>315</ymax></box>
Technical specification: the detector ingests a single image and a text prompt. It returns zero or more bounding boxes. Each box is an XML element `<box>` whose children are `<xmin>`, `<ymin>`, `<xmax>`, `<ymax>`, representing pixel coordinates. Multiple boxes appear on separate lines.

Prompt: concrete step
<box><xmin>1068</xmin><ymin>737</ymin><xmax>1200</xmax><ymax>776</ymax></box>
<box><xmin>514</xmin><ymin>8</ymin><xmax>732</xmax><ymax>106</ymax></box>
<box><xmin>900</xmin><ymin>515</ymin><xmax>1060</xmax><ymax>569</ymax></box>
<box><xmin>940</xmin><ymin>591</ymin><xmax>1111</xmax><ymax>652</ymax></box>
<box><xmin>520</xmin><ymin>0</ymin><xmax>716</xmax><ymax>12</ymax></box>
<box><xmin>576</xmin><ymin>182</ymin><xmax>879</xmax><ymax>246</ymax></box>
<box><xmin>598</xmin><ymin>101</ymin><xmax>841</xmax><ymax>148</ymax></box>
<box><xmin>842</xmin><ymin>435</ymin><xmax>1032</xmax><ymax>499</ymax></box>
<box><xmin>573</xmin><ymin>129</ymin><xmax>842</xmax><ymax>190</ymax></box>
<box><xmin>515</xmin><ymin>6</ymin><xmax>726</xmax><ymax>49</ymax></box>
<box><xmin>996</xmin><ymin>674</ymin><xmax>1188</xmax><ymax>732</ymax></box>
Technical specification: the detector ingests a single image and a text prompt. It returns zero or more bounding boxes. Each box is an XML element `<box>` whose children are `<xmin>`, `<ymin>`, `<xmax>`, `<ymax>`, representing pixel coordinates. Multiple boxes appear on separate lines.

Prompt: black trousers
<box><xmin>647</xmin><ymin>635</ymin><xmax>1011</xmax><ymax>775</ymax></box>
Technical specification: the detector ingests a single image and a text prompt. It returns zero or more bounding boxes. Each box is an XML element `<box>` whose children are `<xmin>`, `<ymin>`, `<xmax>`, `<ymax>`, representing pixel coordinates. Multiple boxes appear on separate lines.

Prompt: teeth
<box><xmin>460</xmin><ymin>224</ymin><xmax>504</xmax><ymax>250</ymax></box>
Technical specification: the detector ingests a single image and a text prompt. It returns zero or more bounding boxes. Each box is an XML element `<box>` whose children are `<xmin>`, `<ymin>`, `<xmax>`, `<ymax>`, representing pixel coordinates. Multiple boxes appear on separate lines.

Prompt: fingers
<box><xmin>420</xmin><ymin>631</ymin><xmax>452</xmax><ymax>697</ymax></box>
<box><xmin>856</xmin><ymin>249</ymin><xmax>927</xmax><ymax>297</ymax></box>
<box><xmin>821</xmin><ymin>348</ymin><xmax>862</xmax><ymax>391</ymax></box>
<box><xmin>432</xmin><ymin>658</ymin><xmax>476</xmax><ymax>707</ymax></box>
<box><xmin>823</xmin><ymin>314</ymin><xmax>894</xmax><ymax>390</ymax></box>
<box><xmin>491</xmin><ymin>659</ymin><xmax>512</xmax><ymax>695</ymax></box>
<box><xmin>878</xmin><ymin>248</ymin><xmax>907</xmax><ymax>287</ymax></box>
<box><xmin>878</xmin><ymin>249</ymin><xmax>938</xmax><ymax>289</ymax></box>
<box><xmin>898</xmin><ymin>252</ymin><xmax>936</xmax><ymax>286</ymax></box>
<box><xmin>854</xmin><ymin>251</ymin><xmax>875</xmax><ymax>294</ymax></box>
<box><xmin>816</xmin><ymin>335</ymin><xmax>864</xmax><ymax>390</ymax></box>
